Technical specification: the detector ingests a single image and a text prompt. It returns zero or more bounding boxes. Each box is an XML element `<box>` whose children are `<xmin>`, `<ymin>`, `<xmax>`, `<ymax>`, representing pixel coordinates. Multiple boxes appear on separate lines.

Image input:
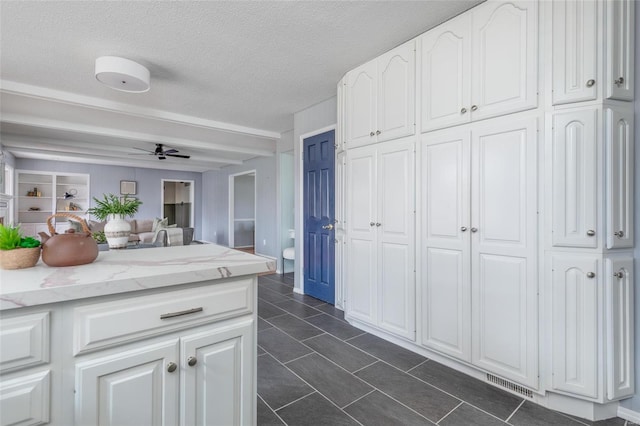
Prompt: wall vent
<box><xmin>486</xmin><ymin>374</ymin><xmax>533</xmax><ymax>398</ymax></box>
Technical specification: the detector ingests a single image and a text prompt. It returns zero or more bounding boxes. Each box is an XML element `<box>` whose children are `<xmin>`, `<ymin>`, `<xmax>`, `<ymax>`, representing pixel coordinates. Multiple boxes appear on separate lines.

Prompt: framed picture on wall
<box><xmin>120</xmin><ymin>180</ymin><xmax>137</xmax><ymax>195</ymax></box>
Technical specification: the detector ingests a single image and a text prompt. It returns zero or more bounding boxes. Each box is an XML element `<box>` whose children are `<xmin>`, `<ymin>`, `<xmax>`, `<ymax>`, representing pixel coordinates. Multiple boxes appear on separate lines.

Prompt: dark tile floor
<box><xmin>257</xmin><ymin>273</ymin><xmax>635</xmax><ymax>426</ymax></box>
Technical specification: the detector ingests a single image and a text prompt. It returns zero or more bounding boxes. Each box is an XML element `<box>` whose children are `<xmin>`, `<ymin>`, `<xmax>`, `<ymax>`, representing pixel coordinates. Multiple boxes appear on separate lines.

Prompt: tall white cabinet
<box><xmin>339</xmin><ymin>0</ymin><xmax>635</xmax><ymax>420</ymax></box>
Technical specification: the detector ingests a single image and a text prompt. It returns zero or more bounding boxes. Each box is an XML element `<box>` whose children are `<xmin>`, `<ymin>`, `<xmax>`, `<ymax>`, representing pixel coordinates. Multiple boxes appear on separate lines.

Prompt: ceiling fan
<box><xmin>131</xmin><ymin>143</ymin><xmax>190</xmax><ymax>160</ymax></box>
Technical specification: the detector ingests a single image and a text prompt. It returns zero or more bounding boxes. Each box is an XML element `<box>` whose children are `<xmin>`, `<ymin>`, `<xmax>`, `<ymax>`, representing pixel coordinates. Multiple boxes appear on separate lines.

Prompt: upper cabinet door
<box><xmin>471</xmin><ymin>1</ymin><xmax>538</xmax><ymax>121</ymax></box>
<box><xmin>606</xmin><ymin>107</ymin><xmax>634</xmax><ymax>249</ymax></box>
<box><xmin>377</xmin><ymin>41</ymin><xmax>415</xmax><ymax>142</ymax></box>
<box><xmin>551</xmin><ymin>109</ymin><xmax>599</xmax><ymax>248</ymax></box>
<box><xmin>552</xmin><ymin>0</ymin><xmax>598</xmax><ymax>105</ymax></box>
<box><xmin>420</xmin><ymin>14</ymin><xmax>471</xmax><ymax>132</ymax></box>
<box><xmin>606</xmin><ymin>0</ymin><xmax>635</xmax><ymax>101</ymax></box>
<box><xmin>346</xmin><ymin>60</ymin><xmax>377</xmax><ymax>148</ymax></box>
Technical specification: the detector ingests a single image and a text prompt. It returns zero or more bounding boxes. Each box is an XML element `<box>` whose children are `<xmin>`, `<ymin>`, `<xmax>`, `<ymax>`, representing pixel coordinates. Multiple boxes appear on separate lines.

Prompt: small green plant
<box><xmin>92</xmin><ymin>230</ymin><xmax>107</xmax><ymax>244</ymax></box>
<box><xmin>0</xmin><ymin>224</ymin><xmax>41</xmax><ymax>250</ymax></box>
<box><xmin>87</xmin><ymin>194</ymin><xmax>143</xmax><ymax>221</ymax></box>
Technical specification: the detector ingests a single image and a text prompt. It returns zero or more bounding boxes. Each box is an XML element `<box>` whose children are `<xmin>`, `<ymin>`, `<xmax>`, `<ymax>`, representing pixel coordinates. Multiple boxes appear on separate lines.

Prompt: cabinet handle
<box><xmin>187</xmin><ymin>356</ymin><xmax>197</xmax><ymax>367</ymax></box>
<box><xmin>586</xmin><ymin>79</ymin><xmax>596</xmax><ymax>87</ymax></box>
<box><xmin>167</xmin><ymin>362</ymin><xmax>177</xmax><ymax>373</ymax></box>
<box><xmin>586</xmin><ymin>272</ymin><xmax>596</xmax><ymax>279</ymax></box>
<box><xmin>370</xmin><ymin>131</ymin><xmax>375</xmax><ymax>137</ymax></box>
<box><xmin>614</xmin><ymin>230</ymin><xmax>625</xmax><ymax>238</ymax></box>
<box><xmin>470</xmin><ymin>227</ymin><xmax>478</xmax><ymax>233</ymax></box>
<box><xmin>460</xmin><ymin>226</ymin><xmax>468</xmax><ymax>232</ymax></box>
<box><xmin>614</xmin><ymin>271</ymin><xmax>625</xmax><ymax>279</ymax></box>
<box><xmin>376</xmin><ymin>130</ymin><xmax>381</xmax><ymax>135</ymax></box>
<box><xmin>460</xmin><ymin>107</ymin><xmax>467</xmax><ymax>114</ymax></box>
<box><xmin>375</xmin><ymin>222</ymin><xmax>381</xmax><ymax>227</ymax></box>
<box><xmin>615</xmin><ymin>77</ymin><xmax>625</xmax><ymax>86</ymax></box>
<box><xmin>160</xmin><ymin>307</ymin><xmax>203</xmax><ymax>320</ymax></box>
<box><xmin>370</xmin><ymin>222</ymin><xmax>375</xmax><ymax>227</ymax></box>
<box><xmin>471</xmin><ymin>105</ymin><xmax>478</xmax><ymax>111</ymax></box>
<box><xmin>586</xmin><ymin>230</ymin><xmax>596</xmax><ymax>237</ymax></box>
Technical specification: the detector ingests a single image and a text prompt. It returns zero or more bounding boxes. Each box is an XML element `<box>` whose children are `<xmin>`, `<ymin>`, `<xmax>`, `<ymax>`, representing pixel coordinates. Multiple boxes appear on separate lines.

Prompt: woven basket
<box><xmin>0</xmin><ymin>247</ymin><xmax>41</xmax><ymax>270</ymax></box>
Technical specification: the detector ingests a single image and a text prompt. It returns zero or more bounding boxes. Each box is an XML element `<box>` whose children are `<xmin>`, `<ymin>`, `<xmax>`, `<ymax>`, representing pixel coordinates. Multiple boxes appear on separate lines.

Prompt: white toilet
<box><xmin>282</xmin><ymin>229</ymin><xmax>295</xmax><ymax>263</ymax></box>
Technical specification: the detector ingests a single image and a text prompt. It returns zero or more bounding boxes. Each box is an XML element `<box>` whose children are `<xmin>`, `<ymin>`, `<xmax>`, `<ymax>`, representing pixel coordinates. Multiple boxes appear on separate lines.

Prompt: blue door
<box><xmin>303</xmin><ymin>130</ymin><xmax>335</xmax><ymax>304</ymax></box>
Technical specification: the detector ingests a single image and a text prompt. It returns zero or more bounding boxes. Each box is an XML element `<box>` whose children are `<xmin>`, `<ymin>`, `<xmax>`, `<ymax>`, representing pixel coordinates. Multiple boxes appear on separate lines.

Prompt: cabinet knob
<box><xmin>615</xmin><ymin>76</ymin><xmax>625</xmax><ymax>87</ymax></box>
<box><xmin>370</xmin><ymin>131</ymin><xmax>375</xmax><ymax>137</ymax></box>
<box><xmin>614</xmin><ymin>271</ymin><xmax>624</xmax><ymax>279</ymax></box>
<box><xmin>471</xmin><ymin>105</ymin><xmax>478</xmax><ymax>112</ymax></box>
<box><xmin>167</xmin><ymin>362</ymin><xmax>177</xmax><ymax>373</ymax></box>
<box><xmin>370</xmin><ymin>222</ymin><xmax>375</xmax><ymax>227</ymax></box>
<box><xmin>614</xmin><ymin>230</ymin><xmax>625</xmax><ymax>238</ymax></box>
<box><xmin>586</xmin><ymin>272</ymin><xmax>595</xmax><ymax>279</ymax></box>
<box><xmin>376</xmin><ymin>130</ymin><xmax>381</xmax><ymax>135</ymax></box>
<box><xmin>586</xmin><ymin>230</ymin><xmax>595</xmax><ymax>236</ymax></box>
<box><xmin>586</xmin><ymin>79</ymin><xmax>596</xmax><ymax>87</ymax></box>
<box><xmin>470</xmin><ymin>227</ymin><xmax>478</xmax><ymax>233</ymax></box>
<box><xmin>375</xmin><ymin>222</ymin><xmax>381</xmax><ymax>227</ymax></box>
<box><xmin>460</xmin><ymin>226</ymin><xmax>468</xmax><ymax>232</ymax></box>
<box><xmin>187</xmin><ymin>356</ymin><xmax>197</xmax><ymax>367</ymax></box>
<box><xmin>460</xmin><ymin>107</ymin><xmax>467</xmax><ymax>114</ymax></box>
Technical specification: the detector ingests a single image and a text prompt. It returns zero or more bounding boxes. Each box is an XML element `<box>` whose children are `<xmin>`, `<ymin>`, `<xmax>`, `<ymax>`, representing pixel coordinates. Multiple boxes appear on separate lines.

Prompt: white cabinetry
<box><xmin>346</xmin><ymin>138</ymin><xmax>415</xmax><ymax>340</ymax></box>
<box><xmin>606</xmin><ymin>0</ymin><xmax>635</xmax><ymax>101</ymax></box>
<box><xmin>346</xmin><ymin>41</ymin><xmax>415</xmax><ymax>148</ymax></box>
<box><xmin>420</xmin><ymin>114</ymin><xmax>538</xmax><ymax>387</ymax></box>
<box><xmin>420</xmin><ymin>0</ymin><xmax>538</xmax><ymax>132</ymax></box>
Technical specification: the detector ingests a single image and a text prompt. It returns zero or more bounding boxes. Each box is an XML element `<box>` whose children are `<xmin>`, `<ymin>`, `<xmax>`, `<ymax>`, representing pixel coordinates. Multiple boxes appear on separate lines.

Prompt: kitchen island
<box><xmin>0</xmin><ymin>243</ymin><xmax>274</xmax><ymax>425</ymax></box>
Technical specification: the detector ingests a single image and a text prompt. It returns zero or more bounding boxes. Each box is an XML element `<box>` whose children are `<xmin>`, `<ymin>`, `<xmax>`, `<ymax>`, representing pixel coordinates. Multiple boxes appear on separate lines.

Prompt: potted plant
<box><xmin>0</xmin><ymin>223</ymin><xmax>41</xmax><ymax>269</ymax></box>
<box><xmin>87</xmin><ymin>194</ymin><xmax>142</xmax><ymax>249</ymax></box>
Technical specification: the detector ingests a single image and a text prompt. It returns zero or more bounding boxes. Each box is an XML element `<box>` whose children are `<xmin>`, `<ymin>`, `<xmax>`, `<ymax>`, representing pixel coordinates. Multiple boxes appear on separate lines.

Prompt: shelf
<box><xmin>19</xmin><ymin>196</ymin><xmax>53</xmax><ymax>199</ymax></box>
<box><xmin>19</xmin><ymin>210</ymin><xmax>53</xmax><ymax>213</ymax></box>
<box><xmin>234</xmin><ymin>218</ymin><xmax>256</xmax><ymax>221</ymax></box>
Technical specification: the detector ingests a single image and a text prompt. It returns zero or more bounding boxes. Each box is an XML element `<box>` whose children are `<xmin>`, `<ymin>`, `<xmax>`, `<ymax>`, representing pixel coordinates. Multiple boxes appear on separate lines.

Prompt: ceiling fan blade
<box><xmin>128</xmin><ymin>153</ymin><xmax>154</xmax><ymax>155</ymax></box>
<box><xmin>165</xmin><ymin>153</ymin><xmax>191</xmax><ymax>159</ymax></box>
<box><xmin>163</xmin><ymin>149</ymin><xmax>179</xmax><ymax>154</ymax></box>
<box><xmin>132</xmin><ymin>147</ymin><xmax>153</xmax><ymax>153</ymax></box>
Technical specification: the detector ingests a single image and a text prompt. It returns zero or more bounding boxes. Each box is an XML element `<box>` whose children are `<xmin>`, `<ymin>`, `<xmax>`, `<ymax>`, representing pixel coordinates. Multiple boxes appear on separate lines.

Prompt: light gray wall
<box><xmin>293</xmin><ymin>96</ymin><xmax>337</xmax><ymax>290</ymax></box>
<box><xmin>15</xmin><ymin>159</ymin><xmax>203</xmax><ymax>239</ymax></box>
<box><xmin>201</xmin><ymin>155</ymin><xmax>277</xmax><ymax>258</ymax></box>
<box><xmin>280</xmin><ymin>152</ymin><xmax>295</xmax><ymax>273</ymax></box>
<box><xmin>620</xmin><ymin>4</ymin><xmax>640</xmax><ymax>412</ymax></box>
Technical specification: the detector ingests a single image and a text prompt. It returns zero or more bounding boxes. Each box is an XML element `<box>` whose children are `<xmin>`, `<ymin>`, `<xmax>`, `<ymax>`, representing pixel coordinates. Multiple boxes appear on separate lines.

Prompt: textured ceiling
<box><xmin>0</xmin><ymin>0</ymin><xmax>482</xmax><ymax>170</ymax></box>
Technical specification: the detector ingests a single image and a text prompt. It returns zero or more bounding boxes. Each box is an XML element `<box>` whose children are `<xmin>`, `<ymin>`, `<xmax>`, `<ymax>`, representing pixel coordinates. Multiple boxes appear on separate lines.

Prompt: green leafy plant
<box><xmin>0</xmin><ymin>224</ymin><xmax>41</xmax><ymax>250</ymax></box>
<box><xmin>92</xmin><ymin>230</ymin><xmax>107</xmax><ymax>244</ymax></box>
<box><xmin>87</xmin><ymin>194</ymin><xmax>143</xmax><ymax>221</ymax></box>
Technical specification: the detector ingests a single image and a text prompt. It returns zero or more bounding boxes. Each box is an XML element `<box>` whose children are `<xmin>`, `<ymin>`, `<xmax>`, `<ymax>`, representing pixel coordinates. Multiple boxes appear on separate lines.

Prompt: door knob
<box><xmin>614</xmin><ymin>271</ymin><xmax>624</xmax><ymax>279</ymax></box>
<box><xmin>460</xmin><ymin>226</ymin><xmax>468</xmax><ymax>232</ymax></box>
<box><xmin>614</xmin><ymin>230</ymin><xmax>625</xmax><ymax>238</ymax></box>
<box><xmin>586</xmin><ymin>230</ymin><xmax>595</xmax><ymax>236</ymax></box>
<box><xmin>470</xmin><ymin>227</ymin><xmax>478</xmax><ymax>233</ymax></box>
<box><xmin>187</xmin><ymin>356</ymin><xmax>197</xmax><ymax>367</ymax></box>
<box><xmin>460</xmin><ymin>107</ymin><xmax>467</xmax><ymax>114</ymax></box>
<box><xmin>167</xmin><ymin>362</ymin><xmax>177</xmax><ymax>373</ymax></box>
<box><xmin>586</xmin><ymin>79</ymin><xmax>596</xmax><ymax>87</ymax></box>
<box><xmin>586</xmin><ymin>272</ymin><xmax>595</xmax><ymax>279</ymax></box>
<box><xmin>471</xmin><ymin>105</ymin><xmax>478</xmax><ymax>111</ymax></box>
<box><xmin>615</xmin><ymin>77</ymin><xmax>625</xmax><ymax>86</ymax></box>
<box><xmin>322</xmin><ymin>224</ymin><xmax>334</xmax><ymax>230</ymax></box>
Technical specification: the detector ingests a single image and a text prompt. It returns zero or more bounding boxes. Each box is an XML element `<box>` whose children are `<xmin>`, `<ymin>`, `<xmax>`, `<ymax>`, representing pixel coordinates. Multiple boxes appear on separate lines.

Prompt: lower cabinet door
<box><xmin>75</xmin><ymin>339</ymin><xmax>180</xmax><ymax>426</ymax></box>
<box><xmin>181</xmin><ymin>318</ymin><xmax>254</xmax><ymax>426</ymax></box>
<box><xmin>0</xmin><ymin>370</ymin><xmax>50</xmax><ymax>426</ymax></box>
<box><xmin>550</xmin><ymin>255</ymin><xmax>599</xmax><ymax>399</ymax></box>
<box><xmin>606</xmin><ymin>257</ymin><xmax>634</xmax><ymax>400</ymax></box>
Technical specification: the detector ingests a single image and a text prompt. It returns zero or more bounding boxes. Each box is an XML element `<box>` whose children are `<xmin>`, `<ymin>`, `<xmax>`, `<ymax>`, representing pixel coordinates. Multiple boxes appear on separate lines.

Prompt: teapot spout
<box><xmin>38</xmin><ymin>232</ymin><xmax>51</xmax><ymax>243</ymax></box>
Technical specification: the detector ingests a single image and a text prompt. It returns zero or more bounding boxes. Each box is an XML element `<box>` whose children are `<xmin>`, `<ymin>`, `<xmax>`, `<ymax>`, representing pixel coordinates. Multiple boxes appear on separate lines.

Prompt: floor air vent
<box><xmin>486</xmin><ymin>374</ymin><xmax>533</xmax><ymax>398</ymax></box>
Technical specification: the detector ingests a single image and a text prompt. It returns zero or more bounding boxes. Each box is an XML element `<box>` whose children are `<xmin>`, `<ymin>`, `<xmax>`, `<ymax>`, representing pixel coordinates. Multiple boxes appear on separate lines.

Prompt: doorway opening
<box><xmin>229</xmin><ymin>171</ymin><xmax>256</xmax><ymax>252</ymax></box>
<box><xmin>161</xmin><ymin>179</ymin><xmax>194</xmax><ymax>228</ymax></box>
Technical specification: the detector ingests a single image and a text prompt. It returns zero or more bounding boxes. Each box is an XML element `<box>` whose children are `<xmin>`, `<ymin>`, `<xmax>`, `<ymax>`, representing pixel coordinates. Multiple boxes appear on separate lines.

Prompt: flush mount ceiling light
<box><xmin>95</xmin><ymin>56</ymin><xmax>150</xmax><ymax>93</ymax></box>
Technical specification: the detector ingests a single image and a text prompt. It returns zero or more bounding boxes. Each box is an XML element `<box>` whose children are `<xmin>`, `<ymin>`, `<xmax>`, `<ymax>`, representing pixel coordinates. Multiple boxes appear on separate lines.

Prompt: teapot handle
<box><xmin>46</xmin><ymin>213</ymin><xmax>91</xmax><ymax>235</ymax></box>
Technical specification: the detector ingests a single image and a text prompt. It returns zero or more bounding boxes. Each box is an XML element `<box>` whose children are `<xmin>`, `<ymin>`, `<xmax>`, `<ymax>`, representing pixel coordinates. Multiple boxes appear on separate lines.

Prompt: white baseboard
<box><xmin>618</xmin><ymin>406</ymin><xmax>640</xmax><ymax>423</ymax></box>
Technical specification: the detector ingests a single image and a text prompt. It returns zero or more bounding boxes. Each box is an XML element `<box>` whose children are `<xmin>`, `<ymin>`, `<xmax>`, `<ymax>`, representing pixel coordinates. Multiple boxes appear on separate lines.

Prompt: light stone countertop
<box><xmin>0</xmin><ymin>244</ymin><xmax>275</xmax><ymax>310</ymax></box>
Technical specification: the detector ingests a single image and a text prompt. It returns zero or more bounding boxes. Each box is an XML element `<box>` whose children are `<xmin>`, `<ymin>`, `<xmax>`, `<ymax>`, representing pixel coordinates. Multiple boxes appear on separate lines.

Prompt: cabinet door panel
<box><xmin>75</xmin><ymin>339</ymin><xmax>180</xmax><ymax>426</ymax></box>
<box><xmin>606</xmin><ymin>0</ymin><xmax>635</xmax><ymax>101</ymax></box>
<box><xmin>606</xmin><ymin>107</ymin><xmax>634</xmax><ymax>249</ymax></box>
<box><xmin>346</xmin><ymin>61</ymin><xmax>377</xmax><ymax>148</ymax></box>
<box><xmin>420</xmin><ymin>14</ymin><xmax>471</xmax><ymax>132</ymax></box>
<box><xmin>550</xmin><ymin>256</ymin><xmax>598</xmax><ymax>398</ymax></box>
<box><xmin>420</xmin><ymin>130</ymin><xmax>471</xmax><ymax>360</ymax></box>
<box><xmin>471</xmin><ymin>116</ymin><xmax>538</xmax><ymax>387</ymax></box>
<box><xmin>552</xmin><ymin>109</ymin><xmax>599</xmax><ymax>248</ymax></box>
<box><xmin>472</xmin><ymin>1</ymin><xmax>538</xmax><ymax>120</ymax></box>
<box><xmin>346</xmin><ymin>148</ymin><xmax>377</xmax><ymax>324</ymax></box>
<box><xmin>606</xmin><ymin>258</ymin><xmax>634</xmax><ymax>400</ymax></box>
<box><xmin>0</xmin><ymin>370</ymin><xmax>50</xmax><ymax>426</ymax></box>
<box><xmin>182</xmin><ymin>319</ymin><xmax>254</xmax><ymax>426</ymax></box>
<box><xmin>552</xmin><ymin>0</ymin><xmax>598</xmax><ymax>105</ymax></box>
<box><xmin>377</xmin><ymin>41</ymin><xmax>415</xmax><ymax>142</ymax></box>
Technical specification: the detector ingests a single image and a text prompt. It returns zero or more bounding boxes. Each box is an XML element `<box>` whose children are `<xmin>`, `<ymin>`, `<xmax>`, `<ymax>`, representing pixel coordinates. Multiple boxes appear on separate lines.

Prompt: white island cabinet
<box><xmin>0</xmin><ymin>244</ymin><xmax>274</xmax><ymax>426</ymax></box>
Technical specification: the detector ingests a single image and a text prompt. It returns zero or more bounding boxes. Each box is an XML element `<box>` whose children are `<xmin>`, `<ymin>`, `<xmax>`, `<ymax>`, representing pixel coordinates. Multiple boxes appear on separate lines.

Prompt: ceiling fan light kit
<box><xmin>95</xmin><ymin>56</ymin><xmax>150</xmax><ymax>93</ymax></box>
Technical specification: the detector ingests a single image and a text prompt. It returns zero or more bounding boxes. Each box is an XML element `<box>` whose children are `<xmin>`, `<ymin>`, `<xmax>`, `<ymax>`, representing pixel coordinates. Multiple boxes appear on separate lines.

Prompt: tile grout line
<box><xmin>272</xmin><ymin>390</ymin><xmax>317</xmax><ymax>412</ymax></box>
<box><xmin>283</xmin><ymin>351</ymin><xmax>315</xmax><ymax>366</ymax></box>
<box><xmin>435</xmin><ymin>401</ymin><xmax>464</xmax><ymax>425</ymax></box>
<box><xmin>257</xmin><ymin>393</ymin><xmax>289</xmax><ymax>426</ymax></box>
<box><xmin>351</xmin><ymin>360</ymin><xmax>380</xmax><ymax>375</ymax></box>
<box><xmin>406</xmin><ymin>358</ymin><xmax>430</xmax><ymax>374</ymax></box>
<box><xmin>340</xmin><ymin>389</ymin><xmax>376</xmax><ymax>410</ymax></box>
<box><xmin>504</xmin><ymin>399</ymin><xmax>526</xmax><ymax>424</ymax></box>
